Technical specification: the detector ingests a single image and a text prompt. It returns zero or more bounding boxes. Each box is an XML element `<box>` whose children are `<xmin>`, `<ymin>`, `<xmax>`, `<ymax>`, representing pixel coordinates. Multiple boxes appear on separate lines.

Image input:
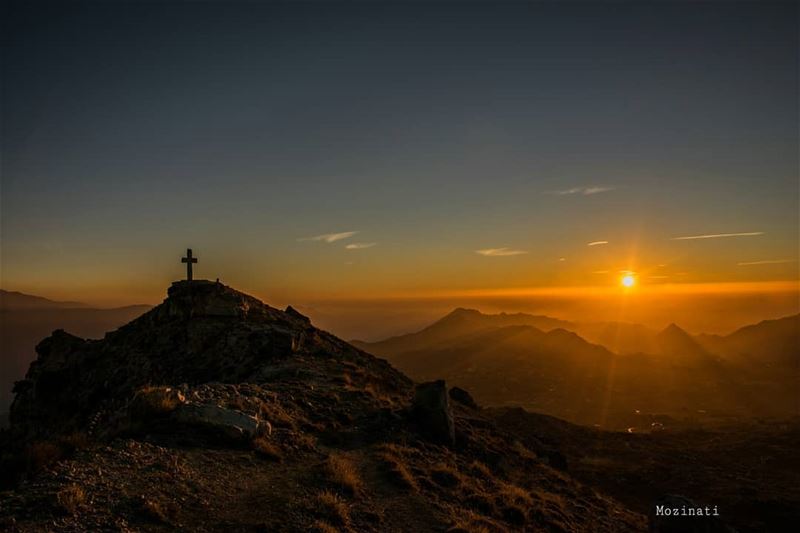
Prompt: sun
<box><xmin>621</xmin><ymin>274</ymin><xmax>636</xmax><ymax>288</ymax></box>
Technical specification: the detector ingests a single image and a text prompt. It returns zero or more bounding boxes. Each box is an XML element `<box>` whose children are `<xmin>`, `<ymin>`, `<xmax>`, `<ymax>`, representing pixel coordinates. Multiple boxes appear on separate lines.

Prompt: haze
<box><xmin>2</xmin><ymin>1</ymin><xmax>798</xmax><ymax>338</ymax></box>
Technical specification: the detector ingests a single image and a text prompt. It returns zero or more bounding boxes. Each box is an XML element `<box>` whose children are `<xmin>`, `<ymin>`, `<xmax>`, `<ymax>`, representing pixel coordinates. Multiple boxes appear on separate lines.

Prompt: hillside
<box><xmin>0</xmin><ymin>300</ymin><xmax>151</xmax><ymax>420</ymax></box>
<box><xmin>359</xmin><ymin>310</ymin><xmax>798</xmax><ymax>429</ymax></box>
<box><xmin>352</xmin><ymin>308</ymin><xmax>574</xmax><ymax>356</ymax></box>
<box><xmin>0</xmin><ymin>290</ymin><xmax>89</xmax><ymax>311</ymax></box>
<box><xmin>0</xmin><ymin>281</ymin><xmax>645</xmax><ymax>532</ymax></box>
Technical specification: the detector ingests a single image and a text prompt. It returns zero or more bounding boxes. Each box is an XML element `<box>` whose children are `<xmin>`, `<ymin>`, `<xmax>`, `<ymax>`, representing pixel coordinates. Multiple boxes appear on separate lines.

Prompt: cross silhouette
<box><xmin>181</xmin><ymin>248</ymin><xmax>197</xmax><ymax>281</ymax></box>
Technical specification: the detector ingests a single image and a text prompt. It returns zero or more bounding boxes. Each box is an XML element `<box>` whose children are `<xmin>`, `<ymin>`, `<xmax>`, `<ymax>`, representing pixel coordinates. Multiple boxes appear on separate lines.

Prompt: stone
<box><xmin>284</xmin><ymin>306</ymin><xmax>311</xmax><ymax>324</ymax></box>
<box><xmin>172</xmin><ymin>403</ymin><xmax>263</xmax><ymax>441</ymax></box>
<box><xmin>448</xmin><ymin>386</ymin><xmax>478</xmax><ymax>409</ymax></box>
<box><xmin>410</xmin><ymin>380</ymin><xmax>455</xmax><ymax>445</ymax></box>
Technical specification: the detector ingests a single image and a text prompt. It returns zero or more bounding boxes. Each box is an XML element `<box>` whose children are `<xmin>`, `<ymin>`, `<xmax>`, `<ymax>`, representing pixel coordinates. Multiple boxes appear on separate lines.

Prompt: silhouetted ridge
<box><xmin>10</xmin><ymin>281</ymin><xmax>410</xmax><ymax>439</ymax></box>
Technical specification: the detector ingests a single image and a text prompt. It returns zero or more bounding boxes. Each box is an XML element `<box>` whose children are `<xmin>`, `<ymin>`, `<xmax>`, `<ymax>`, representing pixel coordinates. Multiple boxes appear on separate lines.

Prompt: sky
<box><xmin>2</xmin><ymin>1</ymin><xmax>798</xmax><ymax>332</ymax></box>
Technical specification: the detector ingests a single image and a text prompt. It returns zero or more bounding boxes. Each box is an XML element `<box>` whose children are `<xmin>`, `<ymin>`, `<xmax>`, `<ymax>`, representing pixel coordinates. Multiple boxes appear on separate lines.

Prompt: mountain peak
<box><xmin>659</xmin><ymin>322</ymin><xmax>688</xmax><ymax>336</ymax></box>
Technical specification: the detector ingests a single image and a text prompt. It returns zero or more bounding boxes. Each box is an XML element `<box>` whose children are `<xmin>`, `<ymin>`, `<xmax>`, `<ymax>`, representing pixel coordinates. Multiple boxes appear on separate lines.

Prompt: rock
<box><xmin>649</xmin><ymin>494</ymin><xmax>736</xmax><ymax>532</ymax></box>
<box><xmin>545</xmin><ymin>450</ymin><xmax>568</xmax><ymax>471</ymax></box>
<box><xmin>284</xmin><ymin>306</ymin><xmax>311</xmax><ymax>324</ymax></box>
<box><xmin>410</xmin><ymin>380</ymin><xmax>455</xmax><ymax>445</ymax></box>
<box><xmin>172</xmin><ymin>403</ymin><xmax>263</xmax><ymax>441</ymax></box>
<box><xmin>448</xmin><ymin>386</ymin><xmax>478</xmax><ymax>409</ymax></box>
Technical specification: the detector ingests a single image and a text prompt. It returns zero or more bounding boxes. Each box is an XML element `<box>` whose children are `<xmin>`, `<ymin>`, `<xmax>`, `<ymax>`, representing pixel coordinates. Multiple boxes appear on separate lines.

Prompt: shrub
<box><xmin>315</xmin><ymin>490</ymin><xmax>350</xmax><ymax>527</ymax></box>
<box><xmin>56</xmin><ymin>484</ymin><xmax>85</xmax><ymax>515</ymax></box>
<box><xmin>129</xmin><ymin>386</ymin><xmax>184</xmax><ymax>419</ymax></box>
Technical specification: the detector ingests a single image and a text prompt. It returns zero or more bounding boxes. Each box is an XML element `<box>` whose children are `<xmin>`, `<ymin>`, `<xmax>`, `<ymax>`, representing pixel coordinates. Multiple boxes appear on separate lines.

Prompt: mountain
<box><xmin>573</xmin><ymin>321</ymin><xmax>659</xmax><ymax>355</ymax></box>
<box><xmin>353</xmin><ymin>307</ymin><xmax>575</xmax><ymax>355</ymax></box>
<box><xmin>0</xmin><ymin>281</ymin><xmax>645</xmax><ymax>532</ymax></box>
<box><xmin>0</xmin><ymin>290</ymin><xmax>89</xmax><ymax>310</ymax></box>
<box><xmin>360</xmin><ymin>310</ymin><xmax>798</xmax><ymax>428</ymax></box>
<box><xmin>0</xmin><ymin>295</ymin><xmax>152</xmax><ymax>422</ymax></box>
<box><xmin>698</xmin><ymin>314</ymin><xmax>800</xmax><ymax>367</ymax></box>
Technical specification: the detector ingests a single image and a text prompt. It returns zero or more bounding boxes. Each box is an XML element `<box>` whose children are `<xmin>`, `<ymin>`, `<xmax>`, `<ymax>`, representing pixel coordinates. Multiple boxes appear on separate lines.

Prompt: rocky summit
<box><xmin>0</xmin><ymin>281</ymin><xmax>645</xmax><ymax>531</ymax></box>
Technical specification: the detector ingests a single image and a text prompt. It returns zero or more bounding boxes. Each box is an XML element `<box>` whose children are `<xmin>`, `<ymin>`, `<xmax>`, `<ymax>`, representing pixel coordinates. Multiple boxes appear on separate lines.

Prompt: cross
<box><xmin>181</xmin><ymin>248</ymin><xmax>197</xmax><ymax>281</ymax></box>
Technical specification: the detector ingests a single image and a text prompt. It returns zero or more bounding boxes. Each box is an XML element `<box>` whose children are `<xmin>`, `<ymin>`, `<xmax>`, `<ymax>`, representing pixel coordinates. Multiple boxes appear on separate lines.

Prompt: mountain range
<box><xmin>355</xmin><ymin>308</ymin><xmax>799</xmax><ymax>428</ymax></box>
<box><xmin>1</xmin><ymin>282</ymin><xmax>797</xmax><ymax>531</ymax></box>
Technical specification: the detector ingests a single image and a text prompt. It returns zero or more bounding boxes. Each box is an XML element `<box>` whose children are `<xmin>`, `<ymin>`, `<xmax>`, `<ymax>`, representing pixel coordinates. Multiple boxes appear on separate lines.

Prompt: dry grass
<box><xmin>497</xmin><ymin>482</ymin><xmax>532</xmax><ymax>506</ymax></box>
<box><xmin>315</xmin><ymin>490</ymin><xmax>350</xmax><ymax>527</ymax></box>
<box><xmin>130</xmin><ymin>386</ymin><xmax>184</xmax><ymax>418</ymax></box>
<box><xmin>468</xmin><ymin>460</ymin><xmax>492</xmax><ymax>479</ymax></box>
<box><xmin>140</xmin><ymin>497</ymin><xmax>175</xmax><ymax>524</ymax></box>
<box><xmin>56</xmin><ymin>484</ymin><xmax>85</xmax><ymax>515</ymax></box>
<box><xmin>430</xmin><ymin>462</ymin><xmax>463</xmax><ymax>488</ymax></box>
<box><xmin>310</xmin><ymin>520</ymin><xmax>340</xmax><ymax>533</ymax></box>
<box><xmin>376</xmin><ymin>450</ymin><xmax>418</xmax><ymax>491</ymax></box>
<box><xmin>256</xmin><ymin>399</ymin><xmax>296</xmax><ymax>429</ymax></box>
<box><xmin>447</xmin><ymin>510</ymin><xmax>495</xmax><ymax>533</ymax></box>
<box><xmin>324</xmin><ymin>453</ymin><xmax>363</xmax><ymax>495</ymax></box>
<box><xmin>252</xmin><ymin>436</ymin><xmax>283</xmax><ymax>462</ymax></box>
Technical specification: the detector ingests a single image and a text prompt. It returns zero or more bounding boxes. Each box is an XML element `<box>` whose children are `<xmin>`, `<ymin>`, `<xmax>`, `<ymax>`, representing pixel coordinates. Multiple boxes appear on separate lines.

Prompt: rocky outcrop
<box><xmin>172</xmin><ymin>403</ymin><xmax>263</xmax><ymax>441</ymax></box>
<box><xmin>8</xmin><ymin>281</ymin><xmax>410</xmax><ymax>441</ymax></box>
<box><xmin>410</xmin><ymin>380</ymin><xmax>455</xmax><ymax>445</ymax></box>
<box><xmin>449</xmin><ymin>386</ymin><xmax>478</xmax><ymax>409</ymax></box>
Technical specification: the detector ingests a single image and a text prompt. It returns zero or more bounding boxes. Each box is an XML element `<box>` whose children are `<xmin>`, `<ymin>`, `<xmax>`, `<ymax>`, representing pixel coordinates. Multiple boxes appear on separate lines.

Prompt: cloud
<box><xmin>549</xmin><ymin>186</ymin><xmax>615</xmax><ymax>196</ymax></box>
<box><xmin>737</xmin><ymin>259</ymin><xmax>795</xmax><ymax>266</ymax></box>
<box><xmin>476</xmin><ymin>248</ymin><xmax>528</xmax><ymax>257</ymax></box>
<box><xmin>591</xmin><ymin>270</ymin><xmax>609</xmax><ymax>274</ymax></box>
<box><xmin>671</xmin><ymin>232</ymin><xmax>763</xmax><ymax>241</ymax></box>
<box><xmin>345</xmin><ymin>242</ymin><xmax>376</xmax><ymax>250</ymax></box>
<box><xmin>587</xmin><ymin>241</ymin><xmax>609</xmax><ymax>246</ymax></box>
<box><xmin>299</xmin><ymin>231</ymin><xmax>358</xmax><ymax>243</ymax></box>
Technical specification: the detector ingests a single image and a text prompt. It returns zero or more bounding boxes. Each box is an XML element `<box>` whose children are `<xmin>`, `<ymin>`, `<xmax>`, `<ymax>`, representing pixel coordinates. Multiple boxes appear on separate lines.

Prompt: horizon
<box><xmin>2</xmin><ymin>1</ymin><xmax>798</xmax><ymax>323</ymax></box>
<box><xmin>3</xmin><ymin>278</ymin><xmax>798</xmax><ymax>341</ymax></box>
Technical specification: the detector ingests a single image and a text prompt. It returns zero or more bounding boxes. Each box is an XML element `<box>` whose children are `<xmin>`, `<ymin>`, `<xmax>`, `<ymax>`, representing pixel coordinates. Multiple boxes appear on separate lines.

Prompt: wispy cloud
<box><xmin>587</xmin><ymin>240</ymin><xmax>609</xmax><ymax>246</ymax></box>
<box><xmin>345</xmin><ymin>242</ymin><xmax>376</xmax><ymax>250</ymax></box>
<box><xmin>671</xmin><ymin>232</ymin><xmax>763</xmax><ymax>241</ymax></box>
<box><xmin>476</xmin><ymin>248</ymin><xmax>528</xmax><ymax>257</ymax></box>
<box><xmin>299</xmin><ymin>231</ymin><xmax>358</xmax><ymax>243</ymax></box>
<box><xmin>737</xmin><ymin>259</ymin><xmax>795</xmax><ymax>266</ymax></box>
<box><xmin>548</xmin><ymin>186</ymin><xmax>615</xmax><ymax>196</ymax></box>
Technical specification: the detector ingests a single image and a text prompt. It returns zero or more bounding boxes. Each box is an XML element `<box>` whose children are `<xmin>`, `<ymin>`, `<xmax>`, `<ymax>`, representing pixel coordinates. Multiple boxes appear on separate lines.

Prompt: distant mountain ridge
<box><xmin>352</xmin><ymin>307</ymin><xmax>574</xmax><ymax>355</ymax></box>
<box><xmin>357</xmin><ymin>308</ymin><xmax>799</xmax><ymax>427</ymax></box>
<box><xmin>0</xmin><ymin>290</ymin><xmax>90</xmax><ymax>310</ymax></box>
<box><xmin>0</xmin><ymin>291</ymin><xmax>153</xmax><ymax>420</ymax></box>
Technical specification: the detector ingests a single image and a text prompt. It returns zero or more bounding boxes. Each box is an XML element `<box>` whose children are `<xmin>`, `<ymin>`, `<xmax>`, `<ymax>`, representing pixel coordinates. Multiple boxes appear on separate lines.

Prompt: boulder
<box><xmin>172</xmin><ymin>403</ymin><xmax>263</xmax><ymax>441</ymax></box>
<box><xmin>410</xmin><ymin>380</ymin><xmax>455</xmax><ymax>445</ymax></box>
<box><xmin>448</xmin><ymin>386</ymin><xmax>478</xmax><ymax>409</ymax></box>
